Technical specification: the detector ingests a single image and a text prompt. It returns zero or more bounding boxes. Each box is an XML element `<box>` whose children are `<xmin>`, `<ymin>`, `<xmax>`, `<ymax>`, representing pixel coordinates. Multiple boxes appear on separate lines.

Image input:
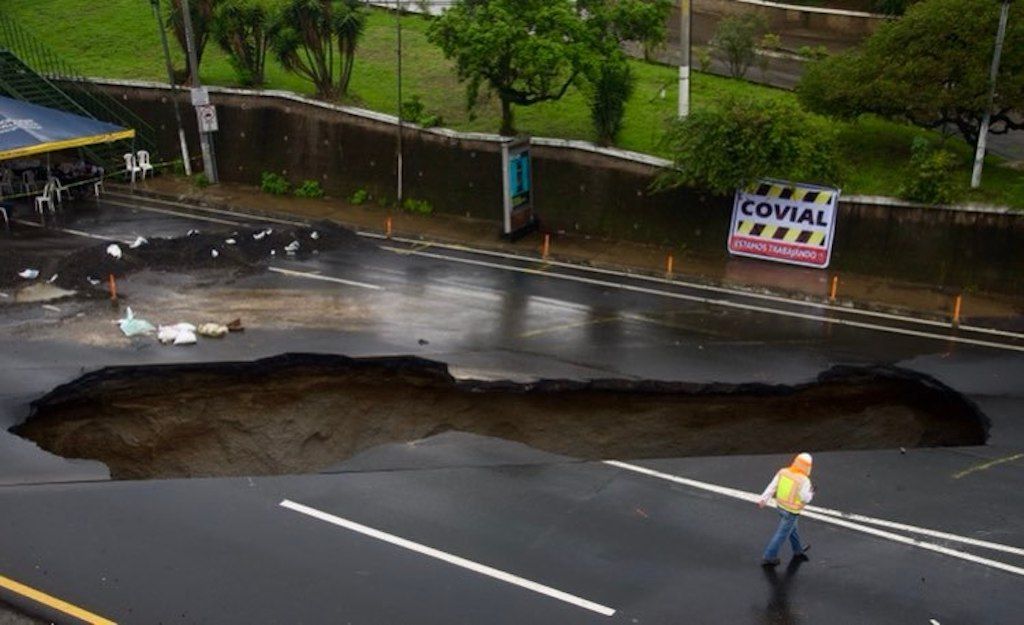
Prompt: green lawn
<box><xmin>8</xmin><ymin>0</ymin><xmax>1023</xmax><ymax>208</ymax></box>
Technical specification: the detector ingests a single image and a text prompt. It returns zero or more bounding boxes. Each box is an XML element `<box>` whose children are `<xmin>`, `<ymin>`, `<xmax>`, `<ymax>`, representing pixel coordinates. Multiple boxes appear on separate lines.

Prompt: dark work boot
<box><xmin>794</xmin><ymin>544</ymin><xmax>811</xmax><ymax>562</ymax></box>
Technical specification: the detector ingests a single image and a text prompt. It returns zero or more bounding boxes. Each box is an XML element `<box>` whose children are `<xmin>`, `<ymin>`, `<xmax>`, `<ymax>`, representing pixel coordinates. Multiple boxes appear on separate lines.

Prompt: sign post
<box><xmin>501</xmin><ymin>138</ymin><xmax>537</xmax><ymax>239</ymax></box>
<box><xmin>727</xmin><ymin>179</ymin><xmax>840</xmax><ymax>269</ymax></box>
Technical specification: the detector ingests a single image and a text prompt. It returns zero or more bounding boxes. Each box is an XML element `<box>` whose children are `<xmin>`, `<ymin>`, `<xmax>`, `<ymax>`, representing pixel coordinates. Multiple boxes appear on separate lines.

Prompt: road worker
<box><xmin>758</xmin><ymin>452</ymin><xmax>814</xmax><ymax>566</ymax></box>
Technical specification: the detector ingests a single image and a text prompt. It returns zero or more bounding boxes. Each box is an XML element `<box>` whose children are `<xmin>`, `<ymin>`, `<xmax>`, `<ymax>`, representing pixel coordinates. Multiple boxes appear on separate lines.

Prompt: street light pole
<box><xmin>150</xmin><ymin>0</ymin><xmax>192</xmax><ymax>176</ymax></box>
<box><xmin>396</xmin><ymin>0</ymin><xmax>404</xmax><ymax>207</ymax></box>
<box><xmin>180</xmin><ymin>0</ymin><xmax>218</xmax><ymax>183</ymax></box>
<box><xmin>971</xmin><ymin>0</ymin><xmax>1012</xmax><ymax>189</ymax></box>
<box><xmin>678</xmin><ymin>0</ymin><xmax>691</xmax><ymax>117</ymax></box>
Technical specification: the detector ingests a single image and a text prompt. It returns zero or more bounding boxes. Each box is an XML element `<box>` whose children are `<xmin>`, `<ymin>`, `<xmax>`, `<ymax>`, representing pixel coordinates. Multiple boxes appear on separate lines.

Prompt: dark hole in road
<box><xmin>12</xmin><ymin>354</ymin><xmax>988</xmax><ymax>480</ymax></box>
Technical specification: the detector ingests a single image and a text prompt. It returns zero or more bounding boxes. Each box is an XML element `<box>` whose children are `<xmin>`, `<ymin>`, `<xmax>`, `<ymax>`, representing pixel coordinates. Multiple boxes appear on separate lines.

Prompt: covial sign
<box><xmin>727</xmin><ymin>179</ymin><xmax>840</xmax><ymax>269</ymax></box>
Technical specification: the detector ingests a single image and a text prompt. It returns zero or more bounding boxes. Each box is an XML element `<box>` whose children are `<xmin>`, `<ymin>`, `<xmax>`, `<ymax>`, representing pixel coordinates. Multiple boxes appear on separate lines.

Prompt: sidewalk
<box><xmin>125</xmin><ymin>176</ymin><xmax>1024</xmax><ymax>328</ymax></box>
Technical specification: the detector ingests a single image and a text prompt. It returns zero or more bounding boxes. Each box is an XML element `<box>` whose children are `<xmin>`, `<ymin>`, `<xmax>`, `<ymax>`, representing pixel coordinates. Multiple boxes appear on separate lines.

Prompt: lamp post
<box><xmin>678</xmin><ymin>0</ymin><xmax>691</xmax><ymax>118</ymax></box>
<box><xmin>179</xmin><ymin>0</ymin><xmax>218</xmax><ymax>183</ymax></box>
<box><xmin>149</xmin><ymin>0</ymin><xmax>192</xmax><ymax>176</ymax></box>
<box><xmin>396</xmin><ymin>0</ymin><xmax>404</xmax><ymax>207</ymax></box>
<box><xmin>971</xmin><ymin>0</ymin><xmax>1012</xmax><ymax>189</ymax></box>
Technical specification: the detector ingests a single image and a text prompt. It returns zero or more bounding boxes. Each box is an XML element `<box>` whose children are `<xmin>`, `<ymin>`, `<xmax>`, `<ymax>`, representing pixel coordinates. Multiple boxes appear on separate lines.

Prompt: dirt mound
<box><xmin>47</xmin><ymin>221</ymin><xmax>370</xmax><ymax>291</ymax></box>
<box><xmin>12</xmin><ymin>356</ymin><xmax>988</xmax><ymax>480</ymax></box>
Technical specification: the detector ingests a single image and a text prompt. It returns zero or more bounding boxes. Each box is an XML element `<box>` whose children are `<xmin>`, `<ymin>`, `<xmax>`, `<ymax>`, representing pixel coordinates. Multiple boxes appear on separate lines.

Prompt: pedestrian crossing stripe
<box><xmin>752</xmin><ymin>182</ymin><xmax>833</xmax><ymax>206</ymax></box>
<box><xmin>736</xmin><ymin>220</ymin><xmax>827</xmax><ymax>246</ymax></box>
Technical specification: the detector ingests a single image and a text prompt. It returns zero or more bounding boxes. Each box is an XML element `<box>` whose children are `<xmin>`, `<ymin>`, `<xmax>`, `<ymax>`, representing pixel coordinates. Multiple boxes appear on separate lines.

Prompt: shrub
<box><xmin>400</xmin><ymin>95</ymin><xmax>444</xmax><ymax>127</ymax></box>
<box><xmin>710</xmin><ymin>13</ymin><xmax>768</xmax><ymax>78</ymax></box>
<box><xmin>402</xmin><ymin>197</ymin><xmax>433</xmax><ymax>215</ymax></box>
<box><xmin>294</xmin><ymin>179</ymin><xmax>325</xmax><ymax>199</ymax></box>
<box><xmin>797</xmin><ymin>45</ymin><xmax>829</xmax><ymax>61</ymax></box>
<box><xmin>194</xmin><ymin>173</ymin><xmax>210</xmax><ymax>188</ymax></box>
<box><xmin>350</xmin><ymin>188</ymin><xmax>369</xmax><ymax>205</ymax></box>
<box><xmin>657</xmin><ymin>96</ymin><xmax>842</xmax><ymax>195</ymax></box>
<box><xmin>898</xmin><ymin>138</ymin><xmax>962</xmax><ymax>205</ymax></box>
<box><xmin>260</xmin><ymin>171</ymin><xmax>290</xmax><ymax>195</ymax></box>
<box><xmin>694</xmin><ymin>46</ymin><xmax>712</xmax><ymax>73</ymax></box>
<box><xmin>759</xmin><ymin>33</ymin><xmax>782</xmax><ymax>51</ymax></box>
<box><xmin>588</xmin><ymin>59</ymin><xmax>633</xmax><ymax>145</ymax></box>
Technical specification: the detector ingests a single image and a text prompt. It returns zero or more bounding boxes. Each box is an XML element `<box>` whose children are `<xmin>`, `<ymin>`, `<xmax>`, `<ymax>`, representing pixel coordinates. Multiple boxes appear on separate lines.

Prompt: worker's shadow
<box><xmin>759</xmin><ymin>558</ymin><xmax>805</xmax><ymax>625</ymax></box>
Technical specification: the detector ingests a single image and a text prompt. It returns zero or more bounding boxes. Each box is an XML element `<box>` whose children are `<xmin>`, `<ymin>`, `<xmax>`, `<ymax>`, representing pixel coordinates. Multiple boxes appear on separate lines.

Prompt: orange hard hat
<box><xmin>790</xmin><ymin>452</ymin><xmax>813</xmax><ymax>476</ymax></box>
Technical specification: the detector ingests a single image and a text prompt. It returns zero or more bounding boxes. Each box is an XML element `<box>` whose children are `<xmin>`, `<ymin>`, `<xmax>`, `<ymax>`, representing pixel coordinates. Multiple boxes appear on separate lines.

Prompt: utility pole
<box><xmin>180</xmin><ymin>0</ymin><xmax>218</xmax><ymax>183</ymax></box>
<box><xmin>150</xmin><ymin>0</ymin><xmax>192</xmax><ymax>176</ymax></box>
<box><xmin>678</xmin><ymin>0</ymin><xmax>691</xmax><ymax>117</ymax></box>
<box><xmin>396</xmin><ymin>0</ymin><xmax>404</xmax><ymax>206</ymax></box>
<box><xmin>971</xmin><ymin>0</ymin><xmax>1011</xmax><ymax>189</ymax></box>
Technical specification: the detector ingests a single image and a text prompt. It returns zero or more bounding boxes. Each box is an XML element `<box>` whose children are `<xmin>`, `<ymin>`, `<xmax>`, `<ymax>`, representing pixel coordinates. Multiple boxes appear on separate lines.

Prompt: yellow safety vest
<box><xmin>774</xmin><ymin>468</ymin><xmax>809</xmax><ymax>514</ymax></box>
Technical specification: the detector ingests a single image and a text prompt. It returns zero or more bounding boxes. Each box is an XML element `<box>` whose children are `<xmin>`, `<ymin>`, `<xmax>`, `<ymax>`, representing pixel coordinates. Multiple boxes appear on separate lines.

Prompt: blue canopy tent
<box><xmin>0</xmin><ymin>95</ymin><xmax>134</xmax><ymax>161</ymax></box>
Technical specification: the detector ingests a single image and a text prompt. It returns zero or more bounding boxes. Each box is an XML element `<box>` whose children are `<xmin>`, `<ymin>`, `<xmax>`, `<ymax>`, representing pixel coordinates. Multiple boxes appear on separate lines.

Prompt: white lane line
<box><xmin>13</xmin><ymin>219</ymin><xmax>132</xmax><ymax>244</ymax></box>
<box><xmin>268</xmin><ymin>266</ymin><xmax>382</xmax><ymax>290</ymax></box>
<box><xmin>384</xmin><ymin>236</ymin><xmax>1024</xmax><ymax>342</ymax></box>
<box><xmin>105</xmin><ymin>194</ymin><xmax>1024</xmax><ymax>342</ymax></box>
<box><xmin>279</xmin><ymin>499</ymin><xmax>616</xmax><ymax>617</ymax></box>
<box><xmin>389</xmin><ymin>247</ymin><xmax>1024</xmax><ymax>353</ymax></box>
<box><xmin>604</xmin><ymin>460</ymin><xmax>1024</xmax><ymax>578</ymax></box>
<box><xmin>103</xmin><ymin>199</ymin><xmax>243</xmax><ymax>226</ymax></box>
<box><xmin>105</xmin><ymin>192</ymin><xmax>305</xmax><ymax>226</ymax></box>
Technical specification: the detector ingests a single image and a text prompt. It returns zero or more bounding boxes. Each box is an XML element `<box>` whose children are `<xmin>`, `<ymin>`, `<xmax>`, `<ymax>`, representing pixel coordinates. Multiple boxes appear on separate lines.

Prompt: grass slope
<box><xmin>8</xmin><ymin>0</ymin><xmax>1023</xmax><ymax>207</ymax></box>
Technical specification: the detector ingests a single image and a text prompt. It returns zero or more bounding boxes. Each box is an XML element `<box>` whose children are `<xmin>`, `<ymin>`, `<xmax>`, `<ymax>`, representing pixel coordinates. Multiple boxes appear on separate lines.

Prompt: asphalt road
<box><xmin>0</xmin><ymin>195</ymin><xmax>1022</xmax><ymax>624</ymax></box>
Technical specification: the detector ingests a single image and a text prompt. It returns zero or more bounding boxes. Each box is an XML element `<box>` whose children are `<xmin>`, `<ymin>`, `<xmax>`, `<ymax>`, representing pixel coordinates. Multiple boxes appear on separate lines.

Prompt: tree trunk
<box><xmin>500</xmin><ymin>98</ymin><xmax>515</xmax><ymax>136</ymax></box>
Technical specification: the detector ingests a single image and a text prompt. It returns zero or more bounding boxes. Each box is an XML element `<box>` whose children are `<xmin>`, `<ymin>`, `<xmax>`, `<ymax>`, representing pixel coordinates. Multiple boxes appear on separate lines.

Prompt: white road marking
<box><xmin>383</xmin><ymin>236</ymin><xmax>1024</xmax><ymax>342</ymax></box>
<box><xmin>103</xmin><ymin>199</ymin><xmax>243</xmax><ymax>226</ymax></box>
<box><xmin>110</xmin><ymin>193</ymin><xmax>1024</xmax><ymax>343</ymax></box>
<box><xmin>105</xmin><ymin>192</ymin><xmax>305</xmax><ymax>226</ymax></box>
<box><xmin>279</xmin><ymin>499</ymin><xmax>616</xmax><ymax>617</ymax></box>
<box><xmin>268</xmin><ymin>267</ymin><xmax>382</xmax><ymax>290</ymax></box>
<box><xmin>106</xmin><ymin>194</ymin><xmax>1024</xmax><ymax>344</ymax></box>
<box><xmin>604</xmin><ymin>460</ymin><xmax>1024</xmax><ymax>578</ymax></box>
<box><xmin>13</xmin><ymin>219</ymin><xmax>132</xmax><ymax>244</ymax></box>
<box><xmin>389</xmin><ymin>247</ymin><xmax>1024</xmax><ymax>353</ymax></box>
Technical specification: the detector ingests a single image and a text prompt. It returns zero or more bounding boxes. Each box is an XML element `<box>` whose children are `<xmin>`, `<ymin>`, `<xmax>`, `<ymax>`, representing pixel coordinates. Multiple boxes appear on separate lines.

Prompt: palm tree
<box><xmin>168</xmin><ymin>0</ymin><xmax>220</xmax><ymax>84</ymax></box>
<box><xmin>272</xmin><ymin>0</ymin><xmax>367</xmax><ymax>99</ymax></box>
<box><xmin>211</xmin><ymin>0</ymin><xmax>282</xmax><ymax>87</ymax></box>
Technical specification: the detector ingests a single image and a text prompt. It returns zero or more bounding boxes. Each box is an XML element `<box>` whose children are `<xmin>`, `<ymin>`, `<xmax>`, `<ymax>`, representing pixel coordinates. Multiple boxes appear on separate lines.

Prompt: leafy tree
<box><xmin>799</xmin><ymin>0</ymin><xmax>1024</xmax><ymax>146</ymax></box>
<box><xmin>271</xmin><ymin>0</ymin><xmax>367</xmax><ymax>99</ymax></box>
<box><xmin>211</xmin><ymin>0</ymin><xmax>282</xmax><ymax>86</ymax></box>
<box><xmin>656</xmin><ymin>97</ymin><xmax>842</xmax><ymax>195</ymax></box>
<box><xmin>168</xmin><ymin>0</ymin><xmax>220</xmax><ymax>83</ymax></box>
<box><xmin>710</xmin><ymin>13</ymin><xmax>768</xmax><ymax>79</ymax></box>
<box><xmin>872</xmin><ymin>0</ymin><xmax>922</xmax><ymax>15</ymax></box>
<box><xmin>427</xmin><ymin>0</ymin><xmax>590</xmax><ymax>135</ymax></box>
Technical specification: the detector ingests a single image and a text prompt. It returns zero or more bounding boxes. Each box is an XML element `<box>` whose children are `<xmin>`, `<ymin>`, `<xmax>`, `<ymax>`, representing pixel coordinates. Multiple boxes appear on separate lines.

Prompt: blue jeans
<box><xmin>763</xmin><ymin>508</ymin><xmax>804</xmax><ymax>560</ymax></box>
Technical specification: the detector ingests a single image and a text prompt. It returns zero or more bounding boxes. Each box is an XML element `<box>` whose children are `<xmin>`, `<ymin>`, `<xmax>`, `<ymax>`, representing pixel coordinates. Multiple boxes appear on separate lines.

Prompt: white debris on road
<box><xmin>106</xmin><ymin>244</ymin><xmax>123</xmax><ymax>259</ymax></box>
<box><xmin>18</xmin><ymin>269</ymin><xmax>39</xmax><ymax>279</ymax></box>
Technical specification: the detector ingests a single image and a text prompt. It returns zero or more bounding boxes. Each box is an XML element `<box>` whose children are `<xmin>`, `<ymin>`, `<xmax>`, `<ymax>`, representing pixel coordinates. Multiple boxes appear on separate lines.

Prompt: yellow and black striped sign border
<box><xmin>750</xmin><ymin>182</ymin><xmax>833</xmax><ymax>205</ymax></box>
<box><xmin>736</xmin><ymin>221</ymin><xmax>827</xmax><ymax>247</ymax></box>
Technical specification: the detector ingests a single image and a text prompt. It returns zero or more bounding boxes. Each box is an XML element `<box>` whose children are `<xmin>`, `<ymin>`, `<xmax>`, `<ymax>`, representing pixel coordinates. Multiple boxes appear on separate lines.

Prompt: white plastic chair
<box><xmin>0</xmin><ymin>168</ymin><xmax>13</xmax><ymax>196</ymax></box>
<box><xmin>34</xmin><ymin>179</ymin><xmax>56</xmax><ymax>217</ymax></box>
<box><xmin>0</xmin><ymin>205</ymin><xmax>9</xmax><ymax>233</ymax></box>
<box><xmin>20</xmin><ymin>169</ymin><xmax>37</xmax><ymax>194</ymax></box>
<box><xmin>123</xmin><ymin>153</ymin><xmax>142</xmax><ymax>183</ymax></box>
<box><xmin>52</xmin><ymin>177</ymin><xmax>71</xmax><ymax>204</ymax></box>
<box><xmin>94</xmin><ymin>168</ymin><xmax>105</xmax><ymax>197</ymax></box>
<box><xmin>136</xmin><ymin>150</ymin><xmax>153</xmax><ymax>180</ymax></box>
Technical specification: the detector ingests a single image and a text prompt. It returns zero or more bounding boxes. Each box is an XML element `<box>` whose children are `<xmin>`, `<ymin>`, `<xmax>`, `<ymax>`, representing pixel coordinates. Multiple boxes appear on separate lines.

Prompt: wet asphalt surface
<box><xmin>0</xmin><ymin>196</ymin><xmax>1022</xmax><ymax>624</ymax></box>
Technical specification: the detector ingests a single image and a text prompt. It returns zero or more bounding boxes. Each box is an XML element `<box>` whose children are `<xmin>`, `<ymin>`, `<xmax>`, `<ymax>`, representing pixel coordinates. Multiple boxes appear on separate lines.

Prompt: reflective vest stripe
<box><xmin>775</xmin><ymin>469</ymin><xmax>807</xmax><ymax>513</ymax></box>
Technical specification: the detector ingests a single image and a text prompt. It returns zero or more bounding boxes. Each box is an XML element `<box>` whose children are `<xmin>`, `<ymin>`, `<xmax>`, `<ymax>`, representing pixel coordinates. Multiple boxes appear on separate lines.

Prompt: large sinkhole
<box><xmin>12</xmin><ymin>355</ymin><xmax>988</xmax><ymax>480</ymax></box>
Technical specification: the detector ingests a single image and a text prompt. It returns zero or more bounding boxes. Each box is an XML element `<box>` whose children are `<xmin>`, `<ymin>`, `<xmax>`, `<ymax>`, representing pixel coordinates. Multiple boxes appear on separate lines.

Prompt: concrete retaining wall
<box><xmin>93</xmin><ymin>81</ymin><xmax>1024</xmax><ymax>295</ymax></box>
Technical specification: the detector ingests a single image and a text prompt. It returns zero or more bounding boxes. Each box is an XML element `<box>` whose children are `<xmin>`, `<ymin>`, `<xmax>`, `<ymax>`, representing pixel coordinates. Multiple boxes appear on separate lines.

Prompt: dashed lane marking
<box><xmin>386</xmin><ymin>247</ymin><xmax>1024</xmax><ymax>353</ymax></box>
<box><xmin>0</xmin><ymin>573</ymin><xmax>116</xmax><ymax>625</ymax></box>
<box><xmin>604</xmin><ymin>460</ymin><xmax>1024</xmax><ymax>577</ymax></box>
<box><xmin>280</xmin><ymin>499</ymin><xmax>616</xmax><ymax>617</ymax></box>
<box><xmin>952</xmin><ymin>453</ymin><xmax>1024</xmax><ymax>480</ymax></box>
<box><xmin>267</xmin><ymin>267</ymin><xmax>382</xmax><ymax>290</ymax></box>
<box><xmin>518</xmin><ymin>316</ymin><xmax>619</xmax><ymax>339</ymax></box>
